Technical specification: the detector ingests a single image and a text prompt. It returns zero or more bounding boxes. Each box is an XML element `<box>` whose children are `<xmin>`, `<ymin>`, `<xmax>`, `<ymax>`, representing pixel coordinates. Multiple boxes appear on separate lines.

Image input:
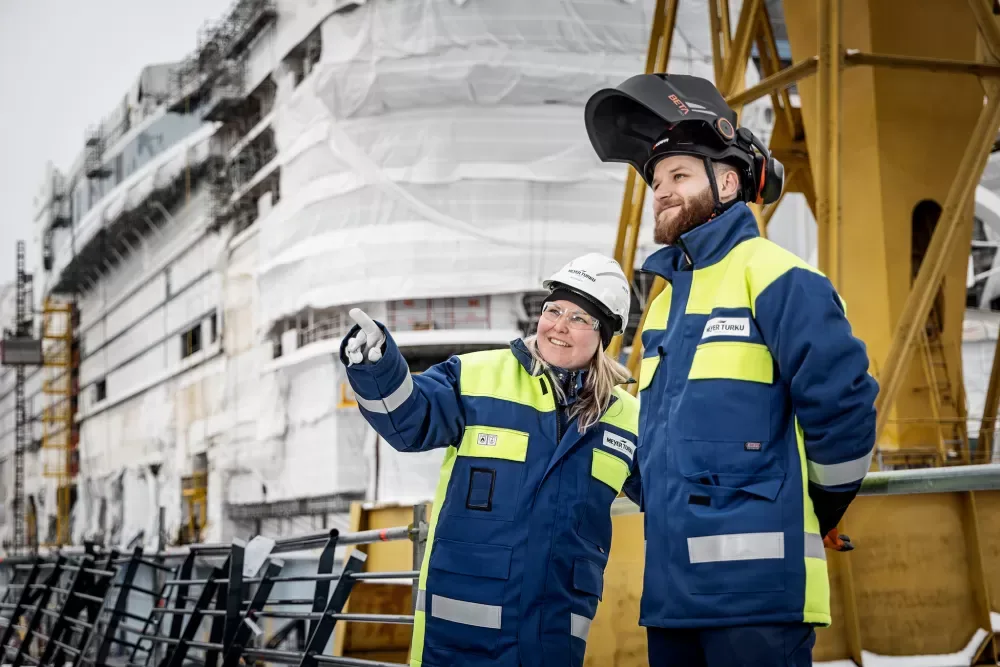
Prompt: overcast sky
<box><xmin>0</xmin><ymin>0</ymin><xmax>232</xmax><ymax>283</ymax></box>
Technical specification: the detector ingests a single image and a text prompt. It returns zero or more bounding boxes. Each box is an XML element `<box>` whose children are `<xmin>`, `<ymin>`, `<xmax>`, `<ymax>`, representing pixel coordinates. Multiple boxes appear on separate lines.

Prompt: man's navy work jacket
<box><xmin>632</xmin><ymin>201</ymin><xmax>878</xmax><ymax>629</ymax></box>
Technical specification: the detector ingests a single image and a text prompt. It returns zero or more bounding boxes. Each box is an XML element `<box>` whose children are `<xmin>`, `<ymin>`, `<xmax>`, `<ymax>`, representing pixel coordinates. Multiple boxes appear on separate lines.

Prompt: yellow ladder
<box><xmin>917</xmin><ymin>312</ymin><xmax>969</xmax><ymax>465</ymax></box>
<box><xmin>41</xmin><ymin>298</ymin><xmax>75</xmax><ymax>545</ymax></box>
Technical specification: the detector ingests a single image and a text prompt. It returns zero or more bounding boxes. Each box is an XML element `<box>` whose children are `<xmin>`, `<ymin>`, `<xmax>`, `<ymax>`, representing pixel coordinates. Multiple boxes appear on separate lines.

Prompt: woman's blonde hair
<box><xmin>523</xmin><ymin>334</ymin><xmax>633</xmax><ymax>432</ymax></box>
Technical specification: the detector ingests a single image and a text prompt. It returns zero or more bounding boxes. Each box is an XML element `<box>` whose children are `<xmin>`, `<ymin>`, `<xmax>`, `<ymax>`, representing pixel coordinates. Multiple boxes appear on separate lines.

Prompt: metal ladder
<box><xmin>917</xmin><ymin>310</ymin><xmax>970</xmax><ymax>464</ymax></box>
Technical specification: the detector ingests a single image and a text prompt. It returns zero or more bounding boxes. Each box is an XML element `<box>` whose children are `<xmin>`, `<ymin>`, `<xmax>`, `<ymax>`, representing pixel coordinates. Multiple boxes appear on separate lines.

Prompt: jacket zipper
<box><xmin>555</xmin><ymin>404</ymin><xmax>563</xmax><ymax>445</ymax></box>
<box><xmin>676</xmin><ymin>238</ymin><xmax>693</xmax><ymax>269</ymax></box>
<box><xmin>552</xmin><ymin>375</ymin><xmax>563</xmax><ymax>445</ymax></box>
<box><xmin>541</xmin><ymin>374</ymin><xmax>563</xmax><ymax>445</ymax></box>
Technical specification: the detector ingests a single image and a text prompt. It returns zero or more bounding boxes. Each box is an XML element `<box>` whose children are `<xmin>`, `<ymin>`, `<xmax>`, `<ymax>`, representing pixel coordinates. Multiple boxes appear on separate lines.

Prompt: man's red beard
<box><xmin>653</xmin><ymin>187</ymin><xmax>716</xmax><ymax>246</ymax></box>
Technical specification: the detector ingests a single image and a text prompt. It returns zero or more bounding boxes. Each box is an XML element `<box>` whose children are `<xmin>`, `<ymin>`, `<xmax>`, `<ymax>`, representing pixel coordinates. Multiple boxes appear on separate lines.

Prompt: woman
<box><xmin>340</xmin><ymin>253</ymin><xmax>642</xmax><ymax>667</ymax></box>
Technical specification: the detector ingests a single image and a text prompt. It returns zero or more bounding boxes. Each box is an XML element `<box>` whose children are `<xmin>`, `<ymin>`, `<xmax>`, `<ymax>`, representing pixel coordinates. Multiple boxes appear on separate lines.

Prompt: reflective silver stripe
<box><xmin>687</xmin><ymin>532</ymin><xmax>785</xmax><ymax>564</ymax></box>
<box><xmin>415</xmin><ymin>589</ymin><xmax>426</xmax><ymax>612</ymax></box>
<box><xmin>804</xmin><ymin>533</ymin><xmax>826</xmax><ymax>560</ymax></box>
<box><xmin>430</xmin><ymin>594</ymin><xmax>502</xmax><ymax>630</ymax></box>
<box><xmin>355</xmin><ymin>373</ymin><xmax>414</xmax><ymax>414</ymax></box>
<box><xmin>807</xmin><ymin>449</ymin><xmax>874</xmax><ymax>487</ymax></box>
<box><xmin>570</xmin><ymin>613</ymin><xmax>591</xmax><ymax>642</ymax></box>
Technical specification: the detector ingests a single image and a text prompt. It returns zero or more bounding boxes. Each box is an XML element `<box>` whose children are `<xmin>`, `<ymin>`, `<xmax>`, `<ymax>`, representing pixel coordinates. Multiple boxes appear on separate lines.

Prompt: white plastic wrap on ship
<box><xmin>255</xmin><ymin>0</ymin><xmax>731</xmax><ymax>327</ymax></box>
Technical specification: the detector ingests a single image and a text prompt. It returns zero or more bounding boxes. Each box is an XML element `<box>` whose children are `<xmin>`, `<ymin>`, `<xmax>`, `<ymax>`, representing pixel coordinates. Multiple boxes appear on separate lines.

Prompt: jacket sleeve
<box><xmin>622</xmin><ymin>460</ymin><xmax>642</xmax><ymax>507</ymax></box>
<box><xmin>753</xmin><ymin>266</ymin><xmax>879</xmax><ymax>537</ymax></box>
<box><xmin>339</xmin><ymin>321</ymin><xmax>466</xmax><ymax>453</ymax></box>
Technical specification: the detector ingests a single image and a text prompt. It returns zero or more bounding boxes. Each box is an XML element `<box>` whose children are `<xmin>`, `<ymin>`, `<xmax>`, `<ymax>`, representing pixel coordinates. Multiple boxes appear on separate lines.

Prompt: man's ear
<box><xmin>720</xmin><ymin>168</ymin><xmax>741</xmax><ymax>201</ymax></box>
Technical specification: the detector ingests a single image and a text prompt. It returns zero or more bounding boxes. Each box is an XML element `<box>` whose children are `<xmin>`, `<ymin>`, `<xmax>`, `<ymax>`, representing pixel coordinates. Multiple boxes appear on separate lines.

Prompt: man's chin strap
<box><xmin>703</xmin><ymin>157</ymin><xmax>724</xmax><ymax>219</ymax></box>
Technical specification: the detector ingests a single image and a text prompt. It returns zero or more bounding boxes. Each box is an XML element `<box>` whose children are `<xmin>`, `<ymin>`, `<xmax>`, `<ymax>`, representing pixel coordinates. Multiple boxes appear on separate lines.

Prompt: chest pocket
<box><xmin>592</xmin><ymin>449</ymin><xmax>629</xmax><ymax>491</ymax></box>
<box><xmin>637</xmin><ymin>354</ymin><xmax>660</xmax><ymax>392</ymax></box>
<box><xmin>446</xmin><ymin>425</ymin><xmax>529</xmax><ymax>523</ymax></box>
<box><xmin>680</xmin><ymin>341</ymin><xmax>774</xmax><ymax>443</ymax></box>
<box><xmin>689</xmin><ymin>341</ymin><xmax>773</xmax><ymax>383</ymax></box>
<box><xmin>577</xmin><ymin>447</ymin><xmax>630</xmax><ymax>552</ymax></box>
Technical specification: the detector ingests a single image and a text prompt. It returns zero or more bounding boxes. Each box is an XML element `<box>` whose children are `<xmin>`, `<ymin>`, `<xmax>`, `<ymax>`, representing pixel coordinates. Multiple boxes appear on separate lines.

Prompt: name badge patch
<box><xmin>702</xmin><ymin>317</ymin><xmax>750</xmax><ymax>339</ymax></box>
<box><xmin>476</xmin><ymin>433</ymin><xmax>499</xmax><ymax>446</ymax></box>
<box><xmin>603</xmin><ymin>431</ymin><xmax>636</xmax><ymax>462</ymax></box>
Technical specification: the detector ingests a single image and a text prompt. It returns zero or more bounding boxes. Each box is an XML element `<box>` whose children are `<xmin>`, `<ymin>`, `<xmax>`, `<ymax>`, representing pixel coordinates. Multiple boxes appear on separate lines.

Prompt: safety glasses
<box><xmin>540</xmin><ymin>303</ymin><xmax>599</xmax><ymax>331</ymax></box>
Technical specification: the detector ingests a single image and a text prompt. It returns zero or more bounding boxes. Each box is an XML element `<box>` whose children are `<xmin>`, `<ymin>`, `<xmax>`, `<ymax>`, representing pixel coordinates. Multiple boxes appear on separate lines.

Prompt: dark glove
<box><xmin>823</xmin><ymin>527</ymin><xmax>854</xmax><ymax>552</ymax></box>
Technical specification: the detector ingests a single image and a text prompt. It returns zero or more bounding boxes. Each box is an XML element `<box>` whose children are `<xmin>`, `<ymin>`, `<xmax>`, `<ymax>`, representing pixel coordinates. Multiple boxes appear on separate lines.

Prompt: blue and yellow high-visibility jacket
<box><xmin>340</xmin><ymin>330</ymin><xmax>640</xmax><ymax>667</ymax></box>
<box><xmin>634</xmin><ymin>201</ymin><xmax>878</xmax><ymax>629</ymax></box>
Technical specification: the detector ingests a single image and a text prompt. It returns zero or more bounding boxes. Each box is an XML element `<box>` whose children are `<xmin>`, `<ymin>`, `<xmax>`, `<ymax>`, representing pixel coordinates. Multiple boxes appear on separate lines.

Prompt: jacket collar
<box><xmin>511</xmin><ymin>338</ymin><xmax>537</xmax><ymax>374</ymax></box>
<box><xmin>641</xmin><ymin>201</ymin><xmax>759</xmax><ymax>280</ymax></box>
<box><xmin>510</xmin><ymin>339</ymin><xmax>587</xmax><ymax>406</ymax></box>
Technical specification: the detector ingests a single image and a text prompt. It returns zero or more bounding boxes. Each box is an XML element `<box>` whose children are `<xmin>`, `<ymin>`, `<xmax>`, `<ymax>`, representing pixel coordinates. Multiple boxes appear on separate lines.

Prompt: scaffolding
<box><xmin>83</xmin><ymin>128</ymin><xmax>110</xmax><ymax>180</ymax></box>
<box><xmin>203</xmin><ymin>59</ymin><xmax>248</xmax><ymax>123</ymax></box>
<box><xmin>225</xmin><ymin>133</ymin><xmax>278</xmax><ymax>235</ymax></box>
<box><xmin>1</xmin><ymin>242</ymin><xmax>41</xmax><ymax>555</ymax></box>
<box><xmin>167</xmin><ymin>0</ymin><xmax>277</xmax><ymax>114</ymax></box>
<box><xmin>206</xmin><ymin>151</ymin><xmax>233</xmax><ymax>233</ymax></box>
<box><xmin>42</xmin><ymin>173</ymin><xmax>71</xmax><ymax>273</ymax></box>
<box><xmin>41</xmin><ymin>299</ymin><xmax>75</xmax><ymax>546</ymax></box>
<box><xmin>161</xmin><ymin>0</ymin><xmax>281</xmax><ymax>240</ymax></box>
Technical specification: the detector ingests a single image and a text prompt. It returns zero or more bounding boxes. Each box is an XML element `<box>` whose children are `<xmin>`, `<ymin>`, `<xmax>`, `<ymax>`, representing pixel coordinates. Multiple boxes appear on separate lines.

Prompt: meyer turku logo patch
<box><xmin>477</xmin><ymin>433</ymin><xmax>499</xmax><ymax>446</ymax></box>
<box><xmin>603</xmin><ymin>431</ymin><xmax>636</xmax><ymax>462</ymax></box>
<box><xmin>702</xmin><ymin>317</ymin><xmax>750</xmax><ymax>339</ymax></box>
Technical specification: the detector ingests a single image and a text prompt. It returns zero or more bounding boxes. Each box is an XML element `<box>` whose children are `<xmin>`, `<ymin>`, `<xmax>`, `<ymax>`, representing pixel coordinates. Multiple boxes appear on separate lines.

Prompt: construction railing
<box><xmin>0</xmin><ymin>545</ymin><xmax>119</xmax><ymax>667</ymax></box>
<box><xmin>10</xmin><ymin>468</ymin><xmax>997</xmax><ymax>667</ymax></box>
<box><xmin>0</xmin><ymin>507</ymin><xmax>428</xmax><ymax>667</ymax></box>
<box><xmin>605</xmin><ymin>463</ymin><xmax>1000</xmax><ymax>665</ymax></box>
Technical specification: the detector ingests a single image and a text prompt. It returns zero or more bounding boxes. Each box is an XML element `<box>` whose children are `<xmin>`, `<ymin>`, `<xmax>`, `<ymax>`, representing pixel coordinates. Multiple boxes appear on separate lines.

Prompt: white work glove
<box><xmin>345</xmin><ymin>308</ymin><xmax>386</xmax><ymax>366</ymax></box>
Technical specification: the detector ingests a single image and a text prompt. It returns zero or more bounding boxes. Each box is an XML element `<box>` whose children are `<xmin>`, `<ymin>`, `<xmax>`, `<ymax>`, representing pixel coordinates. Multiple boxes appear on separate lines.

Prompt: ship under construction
<box><xmin>1</xmin><ymin>0</ymin><xmax>1000</xmax><ymax>665</ymax></box>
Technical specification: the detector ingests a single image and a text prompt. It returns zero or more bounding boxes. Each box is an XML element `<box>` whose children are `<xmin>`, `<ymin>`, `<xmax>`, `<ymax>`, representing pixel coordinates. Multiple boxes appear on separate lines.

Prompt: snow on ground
<box><xmin>816</xmin><ymin>627</ymin><xmax>991</xmax><ymax>667</ymax></box>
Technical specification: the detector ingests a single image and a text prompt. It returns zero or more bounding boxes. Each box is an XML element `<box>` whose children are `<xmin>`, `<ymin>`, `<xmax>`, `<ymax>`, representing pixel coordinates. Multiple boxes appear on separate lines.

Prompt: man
<box><xmin>584</xmin><ymin>74</ymin><xmax>879</xmax><ymax>666</ymax></box>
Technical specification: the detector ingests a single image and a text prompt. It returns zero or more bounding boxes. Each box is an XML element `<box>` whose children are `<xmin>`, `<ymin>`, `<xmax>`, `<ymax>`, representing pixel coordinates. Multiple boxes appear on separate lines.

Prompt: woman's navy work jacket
<box><xmin>339</xmin><ymin>326</ymin><xmax>640</xmax><ymax>667</ymax></box>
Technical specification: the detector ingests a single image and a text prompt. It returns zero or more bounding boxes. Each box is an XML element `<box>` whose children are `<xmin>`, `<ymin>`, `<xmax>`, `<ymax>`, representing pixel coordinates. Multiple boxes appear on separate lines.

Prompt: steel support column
<box><xmin>961</xmin><ymin>491</ymin><xmax>997</xmax><ymax>662</ymax></box>
<box><xmin>755</xmin><ymin>2</ymin><xmax>799</xmax><ymax>138</ymax></box>
<box><xmin>875</xmin><ymin>91</ymin><xmax>1000</xmax><ymax>442</ymax></box>
<box><xmin>834</xmin><ymin>516</ymin><xmax>864</xmax><ymax>666</ymax></box>
<box><xmin>816</xmin><ymin>0</ymin><xmax>841</xmax><ymax>286</ymax></box>
<box><xmin>977</xmin><ymin>330</ymin><xmax>1000</xmax><ymax>460</ymax></box>
<box><xmin>708</xmin><ymin>0</ymin><xmax>726</xmax><ymax>84</ymax></box>
<box><xmin>720</xmin><ymin>0</ymin><xmax>762</xmax><ymax>97</ymax></box>
<box><xmin>845</xmin><ymin>50</ymin><xmax>1000</xmax><ymax>76</ymax></box>
<box><xmin>718</xmin><ymin>0</ymin><xmax>733</xmax><ymax>63</ymax></box>
<box><xmin>967</xmin><ymin>0</ymin><xmax>1000</xmax><ymax>61</ymax></box>
<box><xmin>608</xmin><ymin>0</ymin><xmax>678</xmax><ymax>359</ymax></box>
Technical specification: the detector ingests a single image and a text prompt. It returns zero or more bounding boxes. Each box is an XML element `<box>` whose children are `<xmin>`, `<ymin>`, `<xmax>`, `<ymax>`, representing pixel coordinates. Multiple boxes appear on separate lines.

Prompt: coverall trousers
<box><xmin>647</xmin><ymin>623</ymin><xmax>816</xmax><ymax>667</ymax></box>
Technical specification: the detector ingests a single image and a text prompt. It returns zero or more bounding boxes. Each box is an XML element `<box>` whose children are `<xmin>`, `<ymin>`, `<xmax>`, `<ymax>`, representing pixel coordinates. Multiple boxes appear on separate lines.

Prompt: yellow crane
<box><xmin>611</xmin><ymin>0</ymin><xmax>1000</xmax><ymax>465</ymax></box>
<box><xmin>595</xmin><ymin>1</ymin><xmax>1000</xmax><ymax>663</ymax></box>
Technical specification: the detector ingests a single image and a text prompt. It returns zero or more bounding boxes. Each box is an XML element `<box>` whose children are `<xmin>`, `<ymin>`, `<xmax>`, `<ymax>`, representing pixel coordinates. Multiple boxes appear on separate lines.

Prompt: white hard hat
<box><xmin>542</xmin><ymin>253</ymin><xmax>631</xmax><ymax>336</ymax></box>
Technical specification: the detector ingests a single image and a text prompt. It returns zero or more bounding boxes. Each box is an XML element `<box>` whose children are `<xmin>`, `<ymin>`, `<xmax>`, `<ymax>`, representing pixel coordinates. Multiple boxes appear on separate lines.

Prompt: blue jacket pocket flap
<box><xmin>430</xmin><ymin>538</ymin><xmax>513</xmax><ymax>580</ymax></box>
<box><xmin>572</xmin><ymin>557</ymin><xmax>604</xmax><ymax>598</ymax></box>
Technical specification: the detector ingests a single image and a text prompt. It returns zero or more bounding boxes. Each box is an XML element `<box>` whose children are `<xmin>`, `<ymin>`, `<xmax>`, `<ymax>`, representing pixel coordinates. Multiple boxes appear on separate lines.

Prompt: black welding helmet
<box><xmin>584</xmin><ymin>73</ymin><xmax>783</xmax><ymax>206</ymax></box>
